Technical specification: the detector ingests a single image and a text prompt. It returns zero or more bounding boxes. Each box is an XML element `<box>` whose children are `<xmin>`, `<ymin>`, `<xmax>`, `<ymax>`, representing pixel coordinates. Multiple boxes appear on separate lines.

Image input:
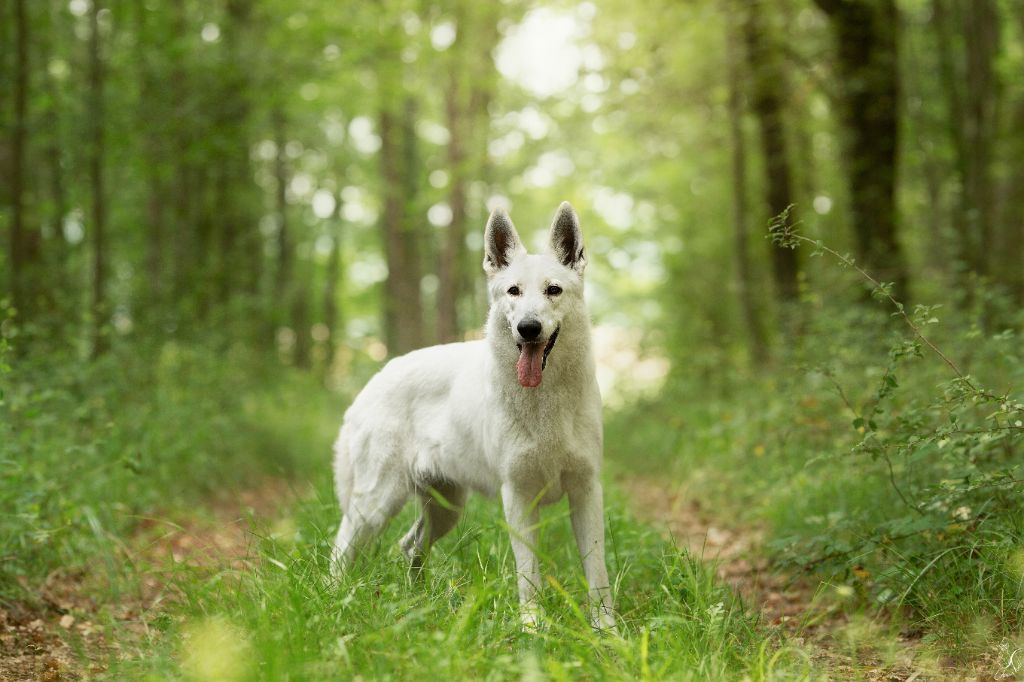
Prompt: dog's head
<box><xmin>483</xmin><ymin>202</ymin><xmax>587</xmax><ymax>388</ymax></box>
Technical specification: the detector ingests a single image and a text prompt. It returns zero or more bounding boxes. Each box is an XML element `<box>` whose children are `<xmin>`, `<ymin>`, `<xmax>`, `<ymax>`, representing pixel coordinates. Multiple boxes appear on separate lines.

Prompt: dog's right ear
<box><xmin>483</xmin><ymin>208</ymin><xmax>525</xmax><ymax>275</ymax></box>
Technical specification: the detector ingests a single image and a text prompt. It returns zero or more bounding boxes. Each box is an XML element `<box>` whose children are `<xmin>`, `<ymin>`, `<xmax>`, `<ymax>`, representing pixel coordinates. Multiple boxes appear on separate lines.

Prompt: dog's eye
<box><xmin>546</xmin><ymin>285</ymin><xmax>563</xmax><ymax>296</ymax></box>
<box><xmin>507</xmin><ymin>285</ymin><xmax>521</xmax><ymax>296</ymax></box>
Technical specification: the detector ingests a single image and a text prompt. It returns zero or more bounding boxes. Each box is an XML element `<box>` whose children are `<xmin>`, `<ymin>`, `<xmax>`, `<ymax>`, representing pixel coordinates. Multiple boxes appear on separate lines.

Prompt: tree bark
<box><xmin>727</xmin><ymin>12</ymin><xmax>769</xmax><ymax>364</ymax></box>
<box><xmin>133</xmin><ymin>0</ymin><xmax>164</xmax><ymax>312</ymax></box>
<box><xmin>961</xmin><ymin>0</ymin><xmax>999</xmax><ymax>279</ymax></box>
<box><xmin>814</xmin><ymin>0</ymin><xmax>910</xmax><ymax>299</ymax></box>
<box><xmin>932</xmin><ymin>0</ymin><xmax>999</xmax><ymax>292</ymax></box>
<box><xmin>170</xmin><ymin>0</ymin><xmax>192</xmax><ymax>305</ymax></box>
<box><xmin>273</xmin><ymin>107</ymin><xmax>290</xmax><ymax>304</ymax></box>
<box><xmin>36</xmin><ymin>2</ymin><xmax>69</xmax><ymax>317</ymax></box>
<box><xmin>217</xmin><ymin>0</ymin><xmax>254</xmax><ymax>308</ymax></box>
<box><xmin>88</xmin><ymin>0</ymin><xmax>108</xmax><ymax>356</ymax></box>
<box><xmin>742</xmin><ymin>0</ymin><xmax>800</xmax><ymax>303</ymax></box>
<box><xmin>438</xmin><ymin>69</ymin><xmax>466</xmax><ymax>343</ymax></box>
<box><xmin>995</xmin><ymin>10</ymin><xmax>1024</xmax><ymax>305</ymax></box>
<box><xmin>378</xmin><ymin>101</ymin><xmax>425</xmax><ymax>356</ymax></box>
<box><xmin>322</xmin><ymin>191</ymin><xmax>344</xmax><ymax>369</ymax></box>
<box><xmin>9</xmin><ymin>0</ymin><xmax>38</xmax><ymax>319</ymax></box>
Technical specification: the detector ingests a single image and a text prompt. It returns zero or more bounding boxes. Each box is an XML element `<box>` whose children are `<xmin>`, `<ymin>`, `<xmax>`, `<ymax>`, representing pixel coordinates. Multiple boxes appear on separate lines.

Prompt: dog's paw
<box><xmin>590</xmin><ymin>605</ymin><xmax>618</xmax><ymax>635</ymax></box>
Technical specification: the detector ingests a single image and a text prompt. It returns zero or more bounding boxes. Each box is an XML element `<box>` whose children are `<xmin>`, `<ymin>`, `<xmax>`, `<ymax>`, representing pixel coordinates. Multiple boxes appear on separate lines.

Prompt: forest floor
<box><xmin>0</xmin><ymin>480</ymin><xmax>301</xmax><ymax>681</ymax></box>
<box><xmin>618</xmin><ymin>475</ymin><xmax>1003</xmax><ymax>681</ymax></box>
<box><xmin>4</xmin><ymin>474</ymin><xmax>1001</xmax><ymax>680</ymax></box>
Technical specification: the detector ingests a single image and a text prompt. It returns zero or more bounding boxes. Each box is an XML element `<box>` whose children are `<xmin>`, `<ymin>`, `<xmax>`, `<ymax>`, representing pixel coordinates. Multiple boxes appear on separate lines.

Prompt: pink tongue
<box><xmin>516</xmin><ymin>343</ymin><xmax>545</xmax><ymax>387</ymax></box>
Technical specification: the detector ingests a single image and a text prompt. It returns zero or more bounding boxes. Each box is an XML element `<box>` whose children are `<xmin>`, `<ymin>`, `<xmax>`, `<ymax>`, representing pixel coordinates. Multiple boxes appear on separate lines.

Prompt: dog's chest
<box><xmin>493</xmin><ymin>397</ymin><xmax>600</xmax><ymax>491</ymax></box>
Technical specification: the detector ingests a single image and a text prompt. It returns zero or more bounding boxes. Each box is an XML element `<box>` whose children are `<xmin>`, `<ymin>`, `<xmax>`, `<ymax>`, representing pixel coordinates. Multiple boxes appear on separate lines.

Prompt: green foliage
<box><xmin>608</xmin><ymin>236</ymin><xmax>1024</xmax><ymax>659</ymax></box>
<box><xmin>0</xmin><ymin>337</ymin><xmax>350</xmax><ymax>600</ymax></box>
<box><xmin>0</xmin><ymin>323</ymin><xmax>808</xmax><ymax>677</ymax></box>
<box><xmin>108</xmin><ymin>486</ymin><xmax>805</xmax><ymax>680</ymax></box>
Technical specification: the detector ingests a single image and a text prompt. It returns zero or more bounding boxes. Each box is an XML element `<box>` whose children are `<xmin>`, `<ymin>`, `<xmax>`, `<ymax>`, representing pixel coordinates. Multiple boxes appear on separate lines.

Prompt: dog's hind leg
<box><xmin>401</xmin><ymin>480</ymin><xmax>466</xmax><ymax>569</ymax></box>
<box><xmin>331</xmin><ymin>482</ymin><xmax>409</xmax><ymax>576</ymax></box>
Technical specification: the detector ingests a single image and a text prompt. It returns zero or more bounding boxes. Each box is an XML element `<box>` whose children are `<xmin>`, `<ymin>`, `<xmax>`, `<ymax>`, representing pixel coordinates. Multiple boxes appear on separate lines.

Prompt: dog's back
<box><xmin>333</xmin><ymin>339</ymin><xmax>490</xmax><ymax>506</ymax></box>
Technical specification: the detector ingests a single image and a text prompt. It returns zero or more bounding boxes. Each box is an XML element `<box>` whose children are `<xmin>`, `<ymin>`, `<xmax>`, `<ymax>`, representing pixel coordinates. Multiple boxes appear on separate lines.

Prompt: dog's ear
<box><xmin>549</xmin><ymin>201</ymin><xmax>586</xmax><ymax>274</ymax></box>
<box><xmin>483</xmin><ymin>208</ymin><xmax>525</xmax><ymax>275</ymax></box>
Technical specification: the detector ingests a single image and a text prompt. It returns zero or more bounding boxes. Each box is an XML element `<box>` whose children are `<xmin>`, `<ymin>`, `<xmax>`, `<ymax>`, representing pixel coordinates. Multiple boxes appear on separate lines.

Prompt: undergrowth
<box><xmin>108</xmin><ymin>484</ymin><xmax>810</xmax><ymax>680</ymax></box>
<box><xmin>607</xmin><ymin>213</ymin><xmax>1024</xmax><ymax>662</ymax></box>
<box><xmin>1</xmin><ymin>321</ymin><xmax>812</xmax><ymax>679</ymax></box>
<box><xmin>0</xmin><ymin>332</ymin><xmax>350</xmax><ymax>602</ymax></box>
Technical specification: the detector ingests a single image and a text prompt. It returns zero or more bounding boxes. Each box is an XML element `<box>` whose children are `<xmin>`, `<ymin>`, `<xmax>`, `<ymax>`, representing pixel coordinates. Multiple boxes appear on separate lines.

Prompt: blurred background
<box><xmin>4</xmin><ymin>2</ymin><xmax>1024</xmax><ymax>671</ymax></box>
<box><xmin>2</xmin><ymin>0</ymin><xmax>1020</xmax><ymax>388</ymax></box>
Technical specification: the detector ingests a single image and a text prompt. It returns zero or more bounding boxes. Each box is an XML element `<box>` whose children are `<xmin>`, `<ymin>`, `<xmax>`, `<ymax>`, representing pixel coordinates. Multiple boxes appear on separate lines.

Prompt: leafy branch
<box><xmin>768</xmin><ymin>205</ymin><xmax>1013</xmax><ymax>410</ymax></box>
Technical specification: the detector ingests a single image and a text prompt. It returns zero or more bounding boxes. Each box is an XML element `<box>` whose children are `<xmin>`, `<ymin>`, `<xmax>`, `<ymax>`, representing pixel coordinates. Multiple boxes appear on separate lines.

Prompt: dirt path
<box><xmin>618</xmin><ymin>475</ymin><xmax>961</xmax><ymax>681</ymax></box>
<box><xmin>4</xmin><ymin>475</ymin><xmax>999</xmax><ymax>680</ymax></box>
<box><xmin>0</xmin><ymin>480</ymin><xmax>299</xmax><ymax>681</ymax></box>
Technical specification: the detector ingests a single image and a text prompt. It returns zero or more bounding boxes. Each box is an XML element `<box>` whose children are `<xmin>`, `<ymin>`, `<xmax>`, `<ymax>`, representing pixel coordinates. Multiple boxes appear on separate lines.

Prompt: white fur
<box><xmin>331</xmin><ymin>202</ymin><xmax>615</xmax><ymax>631</ymax></box>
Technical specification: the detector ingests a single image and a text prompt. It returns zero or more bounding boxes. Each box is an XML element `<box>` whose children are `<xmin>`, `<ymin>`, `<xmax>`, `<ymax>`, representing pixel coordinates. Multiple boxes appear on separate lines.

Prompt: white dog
<box><xmin>331</xmin><ymin>202</ymin><xmax>614</xmax><ymax>630</ymax></box>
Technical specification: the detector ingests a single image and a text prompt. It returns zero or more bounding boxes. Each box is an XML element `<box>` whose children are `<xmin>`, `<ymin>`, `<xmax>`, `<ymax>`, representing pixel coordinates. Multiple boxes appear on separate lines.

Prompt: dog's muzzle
<box><xmin>515</xmin><ymin>325</ymin><xmax>560</xmax><ymax>388</ymax></box>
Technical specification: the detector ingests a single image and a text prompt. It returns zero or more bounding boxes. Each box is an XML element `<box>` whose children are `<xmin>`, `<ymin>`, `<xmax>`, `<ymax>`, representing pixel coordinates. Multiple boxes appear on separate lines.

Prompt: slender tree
<box><xmin>9</xmin><ymin>0</ymin><xmax>37</xmax><ymax>319</ymax></box>
<box><xmin>813</xmin><ymin>0</ymin><xmax>910</xmax><ymax>299</ymax></box>
<box><xmin>726</xmin><ymin>10</ymin><xmax>768</xmax><ymax>363</ymax></box>
<box><xmin>273</xmin><ymin>106</ymin><xmax>291</xmax><ymax>304</ymax></box>
<box><xmin>742</xmin><ymin>0</ymin><xmax>800</xmax><ymax>304</ymax></box>
<box><xmin>88</xmin><ymin>0</ymin><xmax>108</xmax><ymax>356</ymax></box>
<box><xmin>377</xmin><ymin>32</ymin><xmax>425</xmax><ymax>356</ymax></box>
<box><xmin>134</xmin><ymin>0</ymin><xmax>166</xmax><ymax>313</ymax></box>
<box><xmin>322</xmin><ymin>190</ymin><xmax>344</xmax><ymax>370</ymax></box>
<box><xmin>437</xmin><ymin>2</ymin><xmax>500</xmax><ymax>342</ymax></box>
<box><xmin>217</xmin><ymin>0</ymin><xmax>254</xmax><ymax>308</ymax></box>
<box><xmin>932</xmin><ymin>0</ymin><xmax>1000</xmax><ymax>292</ymax></box>
<box><xmin>438</xmin><ymin>51</ymin><xmax>467</xmax><ymax>343</ymax></box>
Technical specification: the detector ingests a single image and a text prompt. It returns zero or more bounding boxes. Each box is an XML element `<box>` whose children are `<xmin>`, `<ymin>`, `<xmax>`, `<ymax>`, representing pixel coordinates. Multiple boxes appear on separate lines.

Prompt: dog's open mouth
<box><xmin>515</xmin><ymin>326</ymin><xmax>559</xmax><ymax>388</ymax></box>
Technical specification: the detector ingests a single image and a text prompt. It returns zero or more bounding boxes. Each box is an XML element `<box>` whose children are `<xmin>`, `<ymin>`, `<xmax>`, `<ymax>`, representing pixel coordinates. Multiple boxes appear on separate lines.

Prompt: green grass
<box><xmin>2</xmin><ymin>339</ymin><xmax>813</xmax><ymax>680</ymax></box>
<box><xmin>6</xmin><ymin>304</ymin><xmax>1020</xmax><ymax>675</ymax></box>
<box><xmin>0</xmin><ymin>340</ymin><xmax>350</xmax><ymax>602</ymax></box>
<box><xmin>108</xmin><ymin>485</ymin><xmax>812</xmax><ymax>680</ymax></box>
<box><xmin>606</xmin><ymin>300</ymin><xmax>1024</xmax><ymax>664</ymax></box>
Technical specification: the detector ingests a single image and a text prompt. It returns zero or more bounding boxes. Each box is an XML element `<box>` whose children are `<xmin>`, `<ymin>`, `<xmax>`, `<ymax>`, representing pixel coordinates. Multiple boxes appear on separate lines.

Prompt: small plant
<box><xmin>769</xmin><ymin>206</ymin><xmax>1024</xmax><ymax>651</ymax></box>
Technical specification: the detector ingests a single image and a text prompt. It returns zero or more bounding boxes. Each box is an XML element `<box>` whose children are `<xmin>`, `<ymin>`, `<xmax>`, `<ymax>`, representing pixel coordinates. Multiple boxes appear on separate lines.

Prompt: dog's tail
<box><xmin>332</xmin><ymin>422</ymin><xmax>354</xmax><ymax>515</ymax></box>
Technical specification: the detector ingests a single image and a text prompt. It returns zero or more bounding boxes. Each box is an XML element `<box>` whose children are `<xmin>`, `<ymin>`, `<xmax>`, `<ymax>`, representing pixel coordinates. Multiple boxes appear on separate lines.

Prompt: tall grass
<box><xmin>608</xmin><ymin>256</ymin><xmax>1024</xmax><ymax>661</ymax></box>
<box><xmin>0</xmin><ymin>338</ymin><xmax>349</xmax><ymax>601</ymax></box>
<box><xmin>109</xmin><ymin>482</ymin><xmax>810</xmax><ymax>680</ymax></box>
<box><xmin>1</xmin><ymin>335</ymin><xmax>813</xmax><ymax>679</ymax></box>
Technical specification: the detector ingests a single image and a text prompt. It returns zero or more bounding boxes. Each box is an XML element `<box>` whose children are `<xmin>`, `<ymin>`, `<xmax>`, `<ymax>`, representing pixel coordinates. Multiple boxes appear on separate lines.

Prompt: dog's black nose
<box><xmin>517</xmin><ymin>319</ymin><xmax>543</xmax><ymax>341</ymax></box>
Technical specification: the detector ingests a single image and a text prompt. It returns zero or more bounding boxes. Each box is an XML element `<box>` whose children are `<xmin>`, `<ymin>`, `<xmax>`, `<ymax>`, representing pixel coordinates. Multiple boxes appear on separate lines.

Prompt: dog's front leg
<box><xmin>566</xmin><ymin>475</ymin><xmax>616</xmax><ymax>632</ymax></box>
<box><xmin>501</xmin><ymin>484</ymin><xmax>542</xmax><ymax>630</ymax></box>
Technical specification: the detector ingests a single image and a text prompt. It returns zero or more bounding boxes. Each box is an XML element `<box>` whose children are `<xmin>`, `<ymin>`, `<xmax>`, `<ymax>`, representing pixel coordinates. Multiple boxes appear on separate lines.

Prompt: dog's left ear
<box><xmin>549</xmin><ymin>201</ymin><xmax>586</xmax><ymax>274</ymax></box>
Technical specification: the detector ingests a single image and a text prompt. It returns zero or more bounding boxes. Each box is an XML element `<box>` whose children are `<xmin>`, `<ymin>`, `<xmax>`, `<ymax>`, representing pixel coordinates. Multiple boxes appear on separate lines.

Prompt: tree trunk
<box><xmin>814</xmin><ymin>0</ymin><xmax>909</xmax><ymax>299</ymax></box>
<box><xmin>727</xmin><ymin>11</ymin><xmax>769</xmax><ymax>364</ymax></box>
<box><xmin>932</xmin><ymin>0</ymin><xmax>999</xmax><ymax>295</ymax></box>
<box><xmin>88</xmin><ymin>0</ymin><xmax>108</xmax><ymax>356</ymax></box>
<box><xmin>133</xmin><ymin>0</ymin><xmax>164</xmax><ymax>314</ymax></box>
<box><xmin>378</xmin><ymin>99</ymin><xmax>425</xmax><ymax>356</ymax></box>
<box><xmin>169</xmin><ymin>0</ymin><xmax>194</xmax><ymax>310</ymax></box>
<box><xmin>9</xmin><ymin>0</ymin><xmax>38</xmax><ymax>320</ymax></box>
<box><xmin>322</xmin><ymin>191</ymin><xmax>344</xmax><ymax>370</ymax></box>
<box><xmin>742</xmin><ymin>0</ymin><xmax>800</xmax><ymax>303</ymax></box>
<box><xmin>995</xmin><ymin>10</ymin><xmax>1024</xmax><ymax>306</ymax></box>
<box><xmin>438</xmin><ymin>71</ymin><xmax>466</xmax><ymax>343</ymax></box>
<box><xmin>38</xmin><ymin>3</ymin><xmax>69</xmax><ymax>318</ymax></box>
<box><xmin>217</xmin><ymin>0</ymin><xmax>253</xmax><ymax>309</ymax></box>
<box><xmin>961</xmin><ymin>0</ymin><xmax>999</xmax><ymax>279</ymax></box>
<box><xmin>292</xmin><ymin>277</ymin><xmax>311</xmax><ymax>368</ymax></box>
<box><xmin>272</xmin><ymin>107</ymin><xmax>290</xmax><ymax>305</ymax></box>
